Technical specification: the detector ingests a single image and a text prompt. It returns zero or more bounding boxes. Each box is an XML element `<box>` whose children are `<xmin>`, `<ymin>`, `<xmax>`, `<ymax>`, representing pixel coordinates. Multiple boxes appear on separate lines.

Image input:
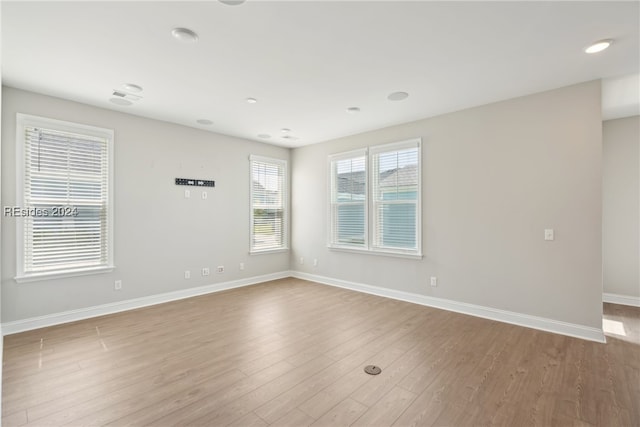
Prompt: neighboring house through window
<box><xmin>329</xmin><ymin>139</ymin><xmax>422</xmax><ymax>257</ymax></box>
<box><xmin>329</xmin><ymin>149</ymin><xmax>367</xmax><ymax>248</ymax></box>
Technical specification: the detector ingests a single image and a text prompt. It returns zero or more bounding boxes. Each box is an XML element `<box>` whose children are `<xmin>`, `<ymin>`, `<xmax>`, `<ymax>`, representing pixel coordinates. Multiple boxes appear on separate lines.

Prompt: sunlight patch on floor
<box><xmin>603</xmin><ymin>318</ymin><xmax>626</xmax><ymax>336</ymax></box>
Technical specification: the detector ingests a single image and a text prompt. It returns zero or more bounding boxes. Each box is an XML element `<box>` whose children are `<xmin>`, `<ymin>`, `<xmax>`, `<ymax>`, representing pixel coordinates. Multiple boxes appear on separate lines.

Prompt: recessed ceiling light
<box><xmin>281</xmin><ymin>128</ymin><xmax>291</xmax><ymax>133</ymax></box>
<box><xmin>171</xmin><ymin>28</ymin><xmax>199</xmax><ymax>43</ymax></box>
<box><xmin>346</xmin><ymin>107</ymin><xmax>361</xmax><ymax>113</ymax></box>
<box><xmin>123</xmin><ymin>83</ymin><xmax>143</xmax><ymax>93</ymax></box>
<box><xmin>585</xmin><ymin>39</ymin><xmax>613</xmax><ymax>54</ymax></box>
<box><xmin>282</xmin><ymin>135</ymin><xmax>299</xmax><ymax>141</ymax></box>
<box><xmin>109</xmin><ymin>98</ymin><xmax>133</xmax><ymax>106</ymax></box>
<box><xmin>257</xmin><ymin>134</ymin><xmax>271</xmax><ymax>139</ymax></box>
<box><xmin>246</xmin><ymin>97</ymin><xmax>258</xmax><ymax>104</ymax></box>
<box><xmin>388</xmin><ymin>91</ymin><xmax>409</xmax><ymax>101</ymax></box>
<box><xmin>219</xmin><ymin>0</ymin><xmax>246</xmax><ymax>5</ymax></box>
<box><xmin>112</xmin><ymin>90</ymin><xmax>141</xmax><ymax>101</ymax></box>
<box><xmin>197</xmin><ymin>119</ymin><xmax>213</xmax><ymax>125</ymax></box>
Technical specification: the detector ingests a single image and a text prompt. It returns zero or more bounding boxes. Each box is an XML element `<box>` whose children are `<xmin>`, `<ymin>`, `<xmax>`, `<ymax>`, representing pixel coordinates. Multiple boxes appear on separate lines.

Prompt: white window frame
<box><xmin>15</xmin><ymin>113</ymin><xmax>115</xmax><ymax>282</ymax></box>
<box><xmin>370</xmin><ymin>139</ymin><xmax>422</xmax><ymax>257</ymax></box>
<box><xmin>328</xmin><ymin>148</ymin><xmax>368</xmax><ymax>250</ymax></box>
<box><xmin>249</xmin><ymin>155</ymin><xmax>288</xmax><ymax>254</ymax></box>
<box><xmin>328</xmin><ymin>138</ymin><xmax>422</xmax><ymax>259</ymax></box>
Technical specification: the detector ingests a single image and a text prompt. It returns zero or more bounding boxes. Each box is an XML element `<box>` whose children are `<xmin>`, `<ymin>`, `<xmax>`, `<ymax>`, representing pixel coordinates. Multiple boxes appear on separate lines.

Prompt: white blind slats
<box><xmin>250</xmin><ymin>157</ymin><xmax>287</xmax><ymax>252</ymax></box>
<box><xmin>371</xmin><ymin>146</ymin><xmax>419</xmax><ymax>251</ymax></box>
<box><xmin>329</xmin><ymin>140</ymin><xmax>421</xmax><ymax>256</ymax></box>
<box><xmin>330</xmin><ymin>155</ymin><xmax>367</xmax><ymax>248</ymax></box>
<box><xmin>22</xmin><ymin>122</ymin><xmax>111</xmax><ymax>274</ymax></box>
<box><xmin>31</xmin><ymin>243</ymin><xmax>105</xmax><ymax>251</ymax></box>
<box><xmin>25</xmin><ymin>200</ymin><xmax>104</xmax><ymax>207</ymax></box>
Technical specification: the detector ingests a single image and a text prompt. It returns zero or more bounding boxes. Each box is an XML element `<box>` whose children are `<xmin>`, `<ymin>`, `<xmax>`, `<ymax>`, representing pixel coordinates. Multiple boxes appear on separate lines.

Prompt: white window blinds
<box><xmin>250</xmin><ymin>156</ymin><xmax>287</xmax><ymax>252</ymax></box>
<box><xmin>328</xmin><ymin>139</ymin><xmax>421</xmax><ymax>257</ymax></box>
<box><xmin>16</xmin><ymin>114</ymin><xmax>114</xmax><ymax>280</ymax></box>
<box><xmin>329</xmin><ymin>150</ymin><xmax>367</xmax><ymax>248</ymax></box>
<box><xmin>371</xmin><ymin>141</ymin><xmax>420</xmax><ymax>254</ymax></box>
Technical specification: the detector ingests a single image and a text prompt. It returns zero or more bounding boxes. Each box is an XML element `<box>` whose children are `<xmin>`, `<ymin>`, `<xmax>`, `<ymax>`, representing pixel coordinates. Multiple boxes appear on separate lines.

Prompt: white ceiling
<box><xmin>2</xmin><ymin>1</ymin><xmax>639</xmax><ymax>148</ymax></box>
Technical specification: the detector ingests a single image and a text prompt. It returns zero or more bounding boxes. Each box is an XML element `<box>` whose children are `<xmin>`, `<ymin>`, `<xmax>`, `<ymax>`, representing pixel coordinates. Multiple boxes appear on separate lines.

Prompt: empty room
<box><xmin>0</xmin><ymin>1</ymin><xmax>639</xmax><ymax>426</ymax></box>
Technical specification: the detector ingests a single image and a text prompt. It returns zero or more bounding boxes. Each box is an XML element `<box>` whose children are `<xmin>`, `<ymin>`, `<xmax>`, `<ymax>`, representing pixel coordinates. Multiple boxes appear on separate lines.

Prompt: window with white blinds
<box><xmin>328</xmin><ymin>139</ymin><xmax>421</xmax><ymax>257</ymax></box>
<box><xmin>16</xmin><ymin>114</ymin><xmax>114</xmax><ymax>281</ymax></box>
<box><xmin>329</xmin><ymin>150</ymin><xmax>367</xmax><ymax>249</ymax></box>
<box><xmin>250</xmin><ymin>156</ymin><xmax>288</xmax><ymax>253</ymax></box>
<box><xmin>371</xmin><ymin>140</ymin><xmax>421</xmax><ymax>255</ymax></box>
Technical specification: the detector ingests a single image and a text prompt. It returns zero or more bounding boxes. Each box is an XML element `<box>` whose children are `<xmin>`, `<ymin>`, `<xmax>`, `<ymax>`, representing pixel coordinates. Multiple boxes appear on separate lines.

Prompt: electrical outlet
<box><xmin>202</xmin><ymin>191</ymin><xmax>207</xmax><ymax>200</ymax></box>
<box><xmin>430</xmin><ymin>277</ymin><xmax>437</xmax><ymax>287</ymax></box>
<box><xmin>239</xmin><ymin>262</ymin><xmax>245</xmax><ymax>271</ymax></box>
<box><xmin>217</xmin><ymin>266</ymin><xmax>225</xmax><ymax>273</ymax></box>
<box><xmin>114</xmin><ymin>280</ymin><xmax>122</xmax><ymax>290</ymax></box>
<box><xmin>184</xmin><ymin>189</ymin><xmax>191</xmax><ymax>199</ymax></box>
<box><xmin>544</xmin><ymin>229</ymin><xmax>554</xmax><ymax>241</ymax></box>
<box><xmin>184</xmin><ymin>270</ymin><xmax>191</xmax><ymax>279</ymax></box>
<box><xmin>202</xmin><ymin>267</ymin><xmax>210</xmax><ymax>276</ymax></box>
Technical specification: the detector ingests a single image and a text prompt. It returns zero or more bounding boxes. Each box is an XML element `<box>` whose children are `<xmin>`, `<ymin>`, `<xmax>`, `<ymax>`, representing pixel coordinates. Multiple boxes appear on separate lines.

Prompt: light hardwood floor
<box><xmin>2</xmin><ymin>278</ymin><xmax>639</xmax><ymax>426</ymax></box>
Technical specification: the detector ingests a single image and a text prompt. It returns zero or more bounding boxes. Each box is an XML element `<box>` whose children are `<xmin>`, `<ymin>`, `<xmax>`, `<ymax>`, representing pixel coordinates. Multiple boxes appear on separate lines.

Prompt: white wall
<box><xmin>603</xmin><ymin>116</ymin><xmax>640</xmax><ymax>301</ymax></box>
<box><xmin>291</xmin><ymin>81</ymin><xmax>603</xmax><ymax>330</ymax></box>
<box><xmin>1</xmin><ymin>87</ymin><xmax>290</xmax><ymax>323</ymax></box>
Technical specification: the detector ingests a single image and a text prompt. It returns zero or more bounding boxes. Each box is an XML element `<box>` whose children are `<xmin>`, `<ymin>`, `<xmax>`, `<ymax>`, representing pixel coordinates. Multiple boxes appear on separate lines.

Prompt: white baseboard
<box><xmin>1</xmin><ymin>270</ymin><xmax>608</xmax><ymax>344</ymax></box>
<box><xmin>291</xmin><ymin>271</ymin><xmax>606</xmax><ymax>343</ymax></box>
<box><xmin>1</xmin><ymin>271</ymin><xmax>291</xmax><ymax>336</ymax></box>
<box><xmin>603</xmin><ymin>292</ymin><xmax>640</xmax><ymax>307</ymax></box>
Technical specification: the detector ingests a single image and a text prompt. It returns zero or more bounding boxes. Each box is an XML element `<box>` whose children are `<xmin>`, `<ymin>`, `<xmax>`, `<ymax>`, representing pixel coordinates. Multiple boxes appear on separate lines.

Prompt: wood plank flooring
<box><xmin>2</xmin><ymin>278</ymin><xmax>639</xmax><ymax>426</ymax></box>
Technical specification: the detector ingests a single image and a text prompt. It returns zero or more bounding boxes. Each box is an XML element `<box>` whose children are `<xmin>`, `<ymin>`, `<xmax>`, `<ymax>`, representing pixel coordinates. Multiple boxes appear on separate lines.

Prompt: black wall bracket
<box><xmin>175</xmin><ymin>178</ymin><xmax>215</xmax><ymax>187</ymax></box>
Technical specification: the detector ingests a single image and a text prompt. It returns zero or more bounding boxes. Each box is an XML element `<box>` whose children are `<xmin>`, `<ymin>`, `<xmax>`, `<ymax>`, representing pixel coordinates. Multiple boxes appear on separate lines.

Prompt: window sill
<box><xmin>328</xmin><ymin>245</ymin><xmax>423</xmax><ymax>260</ymax></box>
<box><xmin>249</xmin><ymin>248</ymin><xmax>289</xmax><ymax>255</ymax></box>
<box><xmin>15</xmin><ymin>266</ymin><xmax>115</xmax><ymax>283</ymax></box>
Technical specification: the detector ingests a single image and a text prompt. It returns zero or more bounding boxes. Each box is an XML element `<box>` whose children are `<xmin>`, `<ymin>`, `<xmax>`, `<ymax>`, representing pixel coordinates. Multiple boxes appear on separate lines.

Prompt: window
<box><xmin>329</xmin><ymin>149</ymin><xmax>367</xmax><ymax>248</ymax></box>
<box><xmin>15</xmin><ymin>114</ymin><xmax>114</xmax><ymax>281</ymax></box>
<box><xmin>329</xmin><ymin>139</ymin><xmax>421</xmax><ymax>257</ymax></box>
<box><xmin>250</xmin><ymin>156</ymin><xmax>288</xmax><ymax>253</ymax></box>
<box><xmin>371</xmin><ymin>141</ymin><xmax>421</xmax><ymax>253</ymax></box>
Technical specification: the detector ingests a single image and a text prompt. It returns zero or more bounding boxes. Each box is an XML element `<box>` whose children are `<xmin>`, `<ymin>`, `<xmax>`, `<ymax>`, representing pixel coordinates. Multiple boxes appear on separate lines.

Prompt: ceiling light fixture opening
<box><xmin>171</xmin><ymin>28</ymin><xmax>199</xmax><ymax>43</ymax></box>
<box><xmin>246</xmin><ymin>97</ymin><xmax>258</xmax><ymax>104</ymax></box>
<box><xmin>281</xmin><ymin>128</ymin><xmax>291</xmax><ymax>133</ymax></box>
<box><xmin>346</xmin><ymin>107</ymin><xmax>361</xmax><ymax>113</ymax></box>
<box><xmin>585</xmin><ymin>39</ymin><xmax>613</xmax><ymax>54</ymax></box>
<box><xmin>388</xmin><ymin>91</ymin><xmax>409</xmax><ymax>101</ymax></box>
<box><xmin>123</xmin><ymin>83</ymin><xmax>143</xmax><ymax>93</ymax></box>
<box><xmin>112</xmin><ymin>90</ymin><xmax>141</xmax><ymax>101</ymax></box>
<box><xmin>197</xmin><ymin>119</ymin><xmax>213</xmax><ymax>125</ymax></box>
<box><xmin>219</xmin><ymin>0</ymin><xmax>246</xmax><ymax>5</ymax></box>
